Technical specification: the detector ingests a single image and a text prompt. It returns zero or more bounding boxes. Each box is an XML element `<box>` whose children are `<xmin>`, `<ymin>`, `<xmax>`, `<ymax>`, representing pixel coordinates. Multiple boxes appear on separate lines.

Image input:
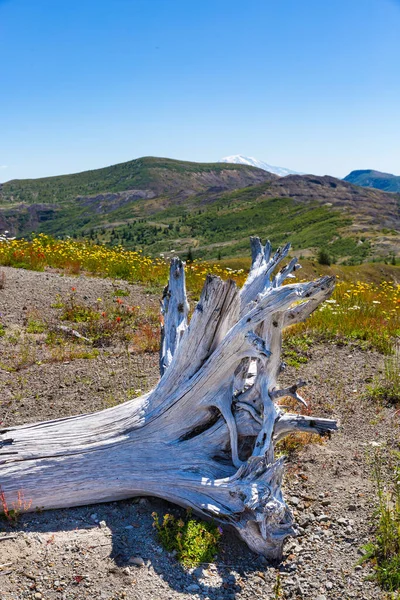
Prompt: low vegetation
<box><xmin>282</xmin><ymin>334</ymin><xmax>313</xmax><ymax>368</ymax></box>
<box><xmin>152</xmin><ymin>511</ymin><xmax>221</xmax><ymax>567</ymax></box>
<box><xmin>366</xmin><ymin>351</ymin><xmax>400</xmax><ymax>405</ymax></box>
<box><xmin>55</xmin><ymin>287</ymin><xmax>160</xmax><ymax>351</ymax></box>
<box><xmin>0</xmin><ymin>234</ymin><xmax>246</xmax><ymax>298</ymax></box>
<box><xmin>360</xmin><ymin>450</ymin><xmax>400</xmax><ymax>592</ymax></box>
<box><xmin>0</xmin><ymin>235</ymin><xmax>399</xmax><ymax>355</ymax></box>
<box><xmin>288</xmin><ymin>280</ymin><xmax>400</xmax><ymax>354</ymax></box>
<box><xmin>0</xmin><ymin>487</ymin><xmax>32</xmax><ymax>524</ymax></box>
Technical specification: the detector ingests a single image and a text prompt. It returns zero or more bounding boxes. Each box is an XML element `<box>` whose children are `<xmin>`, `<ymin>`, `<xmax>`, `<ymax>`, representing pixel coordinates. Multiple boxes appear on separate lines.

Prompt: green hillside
<box><xmin>0</xmin><ymin>156</ymin><xmax>271</xmax><ymax>205</ymax></box>
<box><xmin>33</xmin><ymin>183</ymin><xmax>371</xmax><ymax>265</ymax></box>
<box><xmin>0</xmin><ymin>157</ymin><xmax>398</xmax><ymax>265</ymax></box>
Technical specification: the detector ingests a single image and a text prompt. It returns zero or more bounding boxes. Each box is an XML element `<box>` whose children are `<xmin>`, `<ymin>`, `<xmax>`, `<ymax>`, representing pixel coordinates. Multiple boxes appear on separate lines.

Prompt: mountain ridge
<box><xmin>343</xmin><ymin>169</ymin><xmax>400</xmax><ymax>193</ymax></box>
<box><xmin>0</xmin><ymin>156</ymin><xmax>275</xmax><ymax>205</ymax></box>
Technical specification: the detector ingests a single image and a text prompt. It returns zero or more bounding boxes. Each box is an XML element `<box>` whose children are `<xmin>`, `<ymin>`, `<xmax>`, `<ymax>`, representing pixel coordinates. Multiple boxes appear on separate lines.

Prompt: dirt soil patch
<box><xmin>0</xmin><ymin>266</ymin><xmax>399</xmax><ymax>600</ymax></box>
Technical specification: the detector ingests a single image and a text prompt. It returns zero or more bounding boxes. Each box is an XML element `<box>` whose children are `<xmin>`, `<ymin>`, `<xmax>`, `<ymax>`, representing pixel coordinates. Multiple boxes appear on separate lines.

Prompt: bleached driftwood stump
<box><xmin>0</xmin><ymin>238</ymin><xmax>337</xmax><ymax>560</ymax></box>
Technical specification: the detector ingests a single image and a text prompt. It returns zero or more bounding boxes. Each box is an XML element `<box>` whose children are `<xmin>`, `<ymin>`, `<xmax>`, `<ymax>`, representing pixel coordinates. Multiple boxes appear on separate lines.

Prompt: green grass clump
<box><xmin>360</xmin><ymin>450</ymin><xmax>400</xmax><ymax>592</ymax></box>
<box><xmin>26</xmin><ymin>318</ymin><xmax>46</xmax><ymax>333</ymax></box>
<box><xmin>152</xmin><ymin>511</ymin><xmax>221</xmax><ymax>567</ymax></box>
<box><xmin>282</xmin><ymin>350</ymin><xmax>308</xmax><ymax>369</ymax></box>
<box><xmin>282</xmin><ymin>334</ymin><xmax>313</xmax><ymax>368</ymax></box>
<box><xmin>367</xmin><ymin>353</ymin><xmax>400</xmax><ymax>405</ymax></box>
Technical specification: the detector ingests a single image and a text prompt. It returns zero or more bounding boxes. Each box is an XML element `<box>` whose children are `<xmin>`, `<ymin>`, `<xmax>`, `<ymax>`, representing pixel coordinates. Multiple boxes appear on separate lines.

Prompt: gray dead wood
<box><xmin>0</xmin><ymin>238</ymin><xmax>338</xmax><ymax>561</ymax></box>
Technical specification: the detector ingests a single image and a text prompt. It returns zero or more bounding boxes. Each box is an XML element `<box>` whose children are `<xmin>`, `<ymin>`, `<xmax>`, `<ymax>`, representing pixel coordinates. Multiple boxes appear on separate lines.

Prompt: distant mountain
<box><xmin>344</xmin><ymin>169</ymin><xmax>400</xmax><ymax>193</ymax></box>
<box><xmin>0</xmin><ymin>156</ymin><xmax>398</xmax><ymax>264</ymax></box>
<box><xmin>220</xmin><ymin>155</ymin><xmax>303</xmax><ymax>177</ymax></box>
<box><xmin>0</xmin><ymin>157</ymin><xmax>274</xmax><ymax>206</ymax></box>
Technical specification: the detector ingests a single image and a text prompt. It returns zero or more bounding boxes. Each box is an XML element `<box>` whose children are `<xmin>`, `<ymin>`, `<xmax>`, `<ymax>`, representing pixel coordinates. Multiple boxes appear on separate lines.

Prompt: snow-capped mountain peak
<box><xmin>220</xmin><ymin>155</ymin><xmax>302</xmax><ymax>177</ymax></box>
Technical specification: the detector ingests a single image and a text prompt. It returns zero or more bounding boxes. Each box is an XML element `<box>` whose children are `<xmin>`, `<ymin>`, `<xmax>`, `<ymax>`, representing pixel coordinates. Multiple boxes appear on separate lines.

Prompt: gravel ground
<box><xmin>0</xmin><ymin>266</ymin><xmax>399</xmax><ymax>600</ymax></box>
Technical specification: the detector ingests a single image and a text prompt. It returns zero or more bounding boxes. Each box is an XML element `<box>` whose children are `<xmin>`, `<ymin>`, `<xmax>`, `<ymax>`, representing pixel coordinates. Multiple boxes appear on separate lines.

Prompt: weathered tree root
<box><xmin>0</xmin><ymin>237</ymin><xmax>338</xmax><ymax>560</ymax></box>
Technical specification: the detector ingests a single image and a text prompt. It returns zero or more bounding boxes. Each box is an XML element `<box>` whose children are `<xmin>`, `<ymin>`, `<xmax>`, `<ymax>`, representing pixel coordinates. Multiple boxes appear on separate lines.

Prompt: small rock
<box><xmin>99</xmin><ymin>520</ymin><xmax>107</xmax><ymax>528</ymax></box>
<box><xmin>300</xmin><ymin>515</ymin><xmax>313</xmax><ymax>528</ymax></box>
<box><xmin>122</xmin><ymin>567</ymin><xmax>131</xmax><ymax>575</ymax></box>
<box><xmin>186</xmin><ymin>583</ymin><xmax>200</xmax><ymax>592</ymax></box>
<box><xmin>325</xmin><ymin>581</ymin><xmax>333</xmax><ymax>590</ymax></box>
<box><xmin>128</xmin><ymin>556</ymin><xmax>145</xmax><ymax>567</ymax></box>
<box><xmin>290</xmin><ymin>497</ymin><xmax>300</xmax><ymax>506</ymax></box>
<box><xmin>192</xmin><ymin>567</ymin><xmax>205</xmax><ymax>578</ymax></box>
<box><xmin>337</xmin><ymin>517</ymin><xmax>347</xmax><ymax>525</ymax></box>
<box><xmin>348</xmin><ymin>504</ymin><xmax>357</xmax><ymax>511</ymax></box>
<box><xmin>90</xmin><ymin>513</ymin><xmax>98</xmax><ymax>522</ymax></box>
<box><xmin>34</xmin><ymin>594</ymin><xmax>43</xmax><ymax>600</ymax></box>
<box><xmin>297</xmin><ymin>526</ymin><xmax>306</xmax><ymax>535</ymax></box>
<box><xmin>321</xmin><ymin>499</ymin><xmax>331</xmax><ymax>506</ymax></box>
<box><xmin>317</xmin><ymin>514</ymin><xmax>330</xmax><ymax>522</ymax></box>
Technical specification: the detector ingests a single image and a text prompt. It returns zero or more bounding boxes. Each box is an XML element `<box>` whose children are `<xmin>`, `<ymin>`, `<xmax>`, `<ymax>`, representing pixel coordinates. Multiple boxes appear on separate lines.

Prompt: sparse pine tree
<box><xmin>186</xmin><ymin>247</ymin><xmax>194</xmax><ymax>263</ymax></box>
<box><xmin>317</xmin><ymin>249</ymin><xmax>331</xmax><ymax>266</ymax></box>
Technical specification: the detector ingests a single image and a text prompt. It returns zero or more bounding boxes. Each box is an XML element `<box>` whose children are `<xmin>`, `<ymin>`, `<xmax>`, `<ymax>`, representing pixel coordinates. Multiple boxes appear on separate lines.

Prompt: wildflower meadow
<box><xmin>0</xmin><ymin>234</ymin><xmax>398</xmax><ymax>353</ymax></box>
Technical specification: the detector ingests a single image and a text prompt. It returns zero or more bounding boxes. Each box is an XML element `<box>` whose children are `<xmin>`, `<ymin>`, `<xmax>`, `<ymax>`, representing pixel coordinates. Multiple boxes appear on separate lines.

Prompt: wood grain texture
<box><xmin>0</xmin><ymin>238</ymin><xmax>338</xmax><ymax>560</ymax></box>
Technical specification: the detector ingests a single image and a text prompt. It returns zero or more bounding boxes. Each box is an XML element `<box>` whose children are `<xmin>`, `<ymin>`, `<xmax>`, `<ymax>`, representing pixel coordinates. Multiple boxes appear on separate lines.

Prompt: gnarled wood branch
<box><xmin>0</xmin><ymin>237</ymin><xmax>338</xmax><ymax>561</ymax></box>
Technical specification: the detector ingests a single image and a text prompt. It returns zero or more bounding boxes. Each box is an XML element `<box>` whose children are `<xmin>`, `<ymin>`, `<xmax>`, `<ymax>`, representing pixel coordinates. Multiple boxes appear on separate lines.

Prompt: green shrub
<box><xmin>152</xmin><ymin>511</ymin><xmax>221</xmax><ymax>566</ymax></box>
<box><xmin>317</xmin><ymin>248</ymin><xmax>331</xmax><ymax>266</ymax></box>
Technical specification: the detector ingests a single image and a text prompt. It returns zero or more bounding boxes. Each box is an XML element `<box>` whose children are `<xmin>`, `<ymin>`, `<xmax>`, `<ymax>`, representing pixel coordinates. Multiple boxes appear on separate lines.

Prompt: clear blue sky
<box><xmin>1</xmin><ymin>0</ymin><xmax>399</xmax><ymax>181</ymax></box>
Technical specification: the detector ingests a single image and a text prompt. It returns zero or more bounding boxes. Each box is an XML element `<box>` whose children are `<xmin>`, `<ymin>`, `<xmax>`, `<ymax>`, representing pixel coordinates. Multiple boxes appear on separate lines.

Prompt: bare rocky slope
<box><xmin>264</xmin><ymin>174</ymin><xmax>400</xmax><ymax>232</ymax></box>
